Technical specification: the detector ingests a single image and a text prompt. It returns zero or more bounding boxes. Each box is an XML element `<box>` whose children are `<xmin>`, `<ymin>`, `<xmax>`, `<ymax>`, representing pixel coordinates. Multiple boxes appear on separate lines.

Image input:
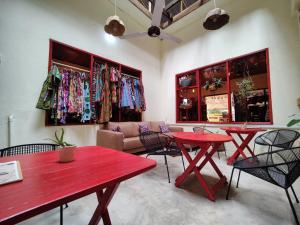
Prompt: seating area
<box><xmin>1</xmin><ymin>0</ymin><xmax>300</xmax><ymax>225</ymax></box>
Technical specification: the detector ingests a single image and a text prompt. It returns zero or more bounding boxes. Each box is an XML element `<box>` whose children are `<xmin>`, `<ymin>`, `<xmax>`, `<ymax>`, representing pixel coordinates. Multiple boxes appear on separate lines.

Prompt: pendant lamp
<box><xmin>203</xmin><ymin>0</ymin><xmax>229</xmax><ymax>30</ymax></box>
<box><xmin>104</xmin><ymin>0</ymin><xmax>125</xmax><ymax>37</ymax></box>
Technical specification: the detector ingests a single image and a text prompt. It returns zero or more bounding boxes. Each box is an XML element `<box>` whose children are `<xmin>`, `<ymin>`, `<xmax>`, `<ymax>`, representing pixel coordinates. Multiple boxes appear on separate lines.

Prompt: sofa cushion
<box><xmin>139</xmin><ymin>123</ymin><xmax>150</xmax><ymax>134</ymax></box>
<box><xmin>160</xmin><ymin>124</ymin><xmax>170</xmax><ymax>133</ymax></box>
<box><xmin>108</xmin><ymin>122</ymin><xmax>138</xmax><ymax>138</ymax></box>
<box><xmin>123</xmin><ymin>137</ymin><xmax>143</xmax><ymax>150</ymax></box>
<box><xmin>150</xmin><ymin>121</ymin><xmax>165</xmax><ymax>132</ymax></box>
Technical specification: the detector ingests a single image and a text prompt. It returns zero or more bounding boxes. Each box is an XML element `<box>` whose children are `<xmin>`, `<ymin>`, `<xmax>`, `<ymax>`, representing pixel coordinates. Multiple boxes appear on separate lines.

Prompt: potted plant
<box><xmin>48</xmin><ymin>128</ymin><xmax>75</xmax><ymax>163</ymax></box>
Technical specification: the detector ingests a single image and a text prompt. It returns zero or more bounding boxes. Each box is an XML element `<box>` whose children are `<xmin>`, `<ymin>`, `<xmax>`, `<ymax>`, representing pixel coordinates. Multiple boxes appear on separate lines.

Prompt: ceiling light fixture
<box><xmin>203</xmin><ymin>0</ymin><xmax>230</xmax><ymax>30</ymax></box>
<box><xmin>104</xmin><ymin>0</ymin><xmax>125</xmax><ymax>37</ymax></box>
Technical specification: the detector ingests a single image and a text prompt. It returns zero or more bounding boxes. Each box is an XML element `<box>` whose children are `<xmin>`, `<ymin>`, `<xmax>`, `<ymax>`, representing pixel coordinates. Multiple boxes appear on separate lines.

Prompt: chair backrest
<box><xmin>267</xmin><ymin>147</ymin><xmax>300</xmax><ymax>187</ymax></box>
<box><xmin>255</xmin><ymin>129</ymin><xmax>300</xmax><ymax>149</ymax></box>
<box><xmin>0</xmin><ymin>143</ymin><xmax>58</xmax><ymax>157</ymax></box>
<box><xmin>193</xmin><ymin>127</ymin><xmax>213</xmax><ymax>134</ymax></box>
<box><xmin>139</xmin><ymin>131</ymin><xmax>165</xmax><ymax>153</ymax></box>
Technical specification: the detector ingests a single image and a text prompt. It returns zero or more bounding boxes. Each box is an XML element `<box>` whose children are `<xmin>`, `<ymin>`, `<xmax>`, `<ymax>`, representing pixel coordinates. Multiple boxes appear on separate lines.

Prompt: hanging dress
<box><xmin>81</xmin><ymin>77</ymin><xmax>91</xmax><ymax>122</ymax></box>
<box><xmin>99</xmin><ymin>65</ymin><xmax>112</xmax><ymax>123</ymax></box>
<box><xmin>133</xmin><ymin>79</ymin><xmax>142</xmax><ymax>112</ymax></box>
<box><xmin>57</xmin><ymin>69</ymin><xmax>70</xmax><ymax>124</ymax></box>
<box><xmin>36</xmin><ymin>65</ymin><xmax>61</xmax><ymax>110</ymax></box>
<box><xmin>120</xmin><ymin>77</ymin><xmax>134</xmax><ymax>109</ymax></box>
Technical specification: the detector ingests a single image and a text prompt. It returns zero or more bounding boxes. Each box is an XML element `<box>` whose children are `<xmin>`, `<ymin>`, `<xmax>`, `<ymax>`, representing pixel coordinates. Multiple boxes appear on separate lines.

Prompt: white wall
<box><xmin>161</xmin><ymin>0</ymin><xmax>300</xmax><ymax>126</ymax></box>
<box><xmin>0</xmin><ymin>0</ymin><xmax>162</xmax><ymax>148</ymax></box>
<box><xmin>1</xmin><ymin>0</ymin><xmax>300</xmax><ymax>149</ymax></box>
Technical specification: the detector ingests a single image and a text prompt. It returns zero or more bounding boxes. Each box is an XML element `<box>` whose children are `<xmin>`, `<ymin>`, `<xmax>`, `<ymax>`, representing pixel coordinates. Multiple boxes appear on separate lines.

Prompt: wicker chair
<box><xmin>226</xmin><ymin>147</ymin><xmax>300</xmax><ymax>225</ymax></box>
<box><xmin>0</xmin><ymin>143</ymin><xmax>67</xmax><ymax>225</ymax></box>
<box><xmin>193</xmin><ymin>127</ymin><xmax>227</xmax><ymax>159</ymax></box>
<box><xmin>139</xmin><ymin>131</ymin><xmax>185</xmax><ymax>183</ymax></box>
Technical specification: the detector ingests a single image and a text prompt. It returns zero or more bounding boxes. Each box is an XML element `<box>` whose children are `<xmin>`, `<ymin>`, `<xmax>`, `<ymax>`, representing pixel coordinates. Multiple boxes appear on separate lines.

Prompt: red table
<box><xmin>221</xmin><ymin>127</ymin><xmax>266</xmax><ymax>165</ymax></box>
<box><xmin>172</xmin><ymin>132</ymin><xmax>233</xmax><ymax>201</ymax></box>
<box><xmin>0</xmin><ymin>146</ymin><xmax>156</xmax><ymax>225</ymax></box>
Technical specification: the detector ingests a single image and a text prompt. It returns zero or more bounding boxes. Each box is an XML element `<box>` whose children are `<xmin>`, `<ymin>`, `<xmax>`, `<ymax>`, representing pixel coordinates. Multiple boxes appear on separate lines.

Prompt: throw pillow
<box><xmin>139</xmin><ymin>123</ymin><xmax>150</xmax><ymax>134</ymax></box>
<box><xmin>160</xmin><ymin>124</ymin><xmax>170</xmax><ymax>133</ymax></box>
<box><xmin>111</xmin><ymin>126</ymin><xmax>121</xmax><ymax>132</ymax></box>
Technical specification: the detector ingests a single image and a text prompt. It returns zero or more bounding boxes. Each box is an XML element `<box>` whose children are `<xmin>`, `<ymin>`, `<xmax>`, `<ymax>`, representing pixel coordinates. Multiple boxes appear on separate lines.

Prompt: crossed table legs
<box><xmin>88</xmin><ymin>183</ymin><xmax>120</xmax><ymax>225</ymax></box>
<box><xmin>225</xmin><ymin>131</ymin><xmax>257</xmax><ymax>165</ymax></box>
<box><xmin>175</xmin><ymin>141</ymin><xmax>227</xmax><ymax>201</ymax></box>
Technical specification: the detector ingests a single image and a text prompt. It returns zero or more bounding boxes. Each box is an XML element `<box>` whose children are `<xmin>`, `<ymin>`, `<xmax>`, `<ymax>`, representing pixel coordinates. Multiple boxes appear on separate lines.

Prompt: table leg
<box><xmin>236</xmin><ymin>133</ymin><xmax>256</xmax><ymax>158</ymax></box>
<box><xmin>175</xmin><ymin>142</ymin><xmax>226</xmax><ymax>201</ymax></box>
<box><xmin>226</xmin><ymin>132</ymin><xmax>255</xmax><ymax>165</ymax></box>
<box><xmin>88</xmin><ymin>183</ymin><xmax>120</xmax><ymax>225</ymax></box>
<box><xmin>196</xmin><ymin>143</ymin><xmax>227</xmax><ymax>200</ymax></box>
<box><xmin>175</xmin><ymin>142</ymin><xmax>210</xmax><ymax>188</ymax></box>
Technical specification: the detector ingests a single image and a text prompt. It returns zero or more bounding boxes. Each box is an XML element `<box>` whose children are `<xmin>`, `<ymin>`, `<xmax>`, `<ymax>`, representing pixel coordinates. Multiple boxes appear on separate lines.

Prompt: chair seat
<box><xmin>234</xmin><ymin>148</ymin><xmax>300</xmax><ymax>188</ymax></box>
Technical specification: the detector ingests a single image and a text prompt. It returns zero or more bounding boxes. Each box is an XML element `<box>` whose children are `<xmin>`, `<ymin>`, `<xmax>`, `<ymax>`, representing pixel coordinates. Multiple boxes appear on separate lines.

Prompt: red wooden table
<box><xmin>172</xmin><ymin>132</ymin><xmax>233</xmax><ymax>201</ymax></box>
<box><xmin>0</xmin><ymin>146</ymin><xmax>156</xmax><ymax>225</ymax></box>
<box><xmin>221</xmin><ymin>127</ymin><xmax>266</xmax><ymax>165</ymax></box>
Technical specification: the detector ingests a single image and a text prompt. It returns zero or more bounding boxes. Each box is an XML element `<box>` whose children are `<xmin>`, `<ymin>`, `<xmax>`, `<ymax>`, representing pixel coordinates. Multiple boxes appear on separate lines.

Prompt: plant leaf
<box><xmin>287</xmin><ymin>119</ymin><xmax>300</xmax><ymax>127</ymax></box>
<box><xmin>46</xmin><ymin>138</ymin><xmax>60</xmax><ymax>145</ymax></box>
<box><xmin>64</xmin><ymin>141</ymin><xmax>74</xmax><ymax>146</ymax></box>
<box><xmin>60</xmin><ymin>128</ymin><xmax>64</xmax><ymax>143</ymax></box>
<box><xmin>54</xmin><ymin>131</ymin><xmax>60</xmax><ymax>143</ymax></box>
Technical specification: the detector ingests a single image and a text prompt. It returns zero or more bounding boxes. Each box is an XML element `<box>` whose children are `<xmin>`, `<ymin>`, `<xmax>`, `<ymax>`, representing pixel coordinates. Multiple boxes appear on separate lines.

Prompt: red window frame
<box><xmin>175</xmin><ymin>48</ymin><xmax>273</xmax><ymax>125</ymax></box>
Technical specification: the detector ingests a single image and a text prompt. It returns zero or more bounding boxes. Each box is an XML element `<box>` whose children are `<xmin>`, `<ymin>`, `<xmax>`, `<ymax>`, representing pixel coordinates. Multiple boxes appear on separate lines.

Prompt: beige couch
<box><xmin>96</xmin><ymin>121</ymin><xmax>183</xmax><ymax>154</ymax></box>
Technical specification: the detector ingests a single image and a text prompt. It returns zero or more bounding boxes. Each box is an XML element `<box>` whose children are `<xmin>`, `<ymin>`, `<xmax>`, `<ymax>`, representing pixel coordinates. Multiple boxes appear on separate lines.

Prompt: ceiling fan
<box><xmin>119</xmin><ymin>0</ymin><xmax>182</xmax><ymax>44</ymax></box>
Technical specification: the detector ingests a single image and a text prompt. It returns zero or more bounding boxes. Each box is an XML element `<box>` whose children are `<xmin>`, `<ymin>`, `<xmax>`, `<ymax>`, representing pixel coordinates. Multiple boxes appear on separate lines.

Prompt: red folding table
<box><xmin>221</xmin><ymin>127</ymin><xmax>266</xmax><ymax>165</ymax></box>
<box><xmin>0</xmin><ymin>146</ymin><xmax>156</xmax><ymax>225</ymax></box>
<box><xmin>172</xmin><ymin>132</ymin><xmax>233</xmax><ymax>201</ymax></box>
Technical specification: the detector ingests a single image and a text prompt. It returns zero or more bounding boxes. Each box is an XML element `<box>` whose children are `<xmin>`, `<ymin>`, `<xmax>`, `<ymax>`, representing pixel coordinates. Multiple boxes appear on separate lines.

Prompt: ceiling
<box><xmin>130</xmin><ymin>0</ymin><xmax>210</xmax><ymax>29</ymax></box>
<box><xmin>110</xmin><ymin>0</ymin><xmax>234</xmax><ymax>34</ymax></box>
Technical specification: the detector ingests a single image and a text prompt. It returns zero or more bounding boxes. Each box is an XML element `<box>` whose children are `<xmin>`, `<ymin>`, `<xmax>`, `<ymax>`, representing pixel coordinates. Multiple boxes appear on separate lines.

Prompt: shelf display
<box><xmin>38</xmin><ymin>40</ymin><xmax>144</xmax><ymax>126</ymax></box>
<box><xmin>175</xmin><ymin>49</ymin><xmax>272</xmax><ymax>124</ymax></box>
<box><xmin>176</xmin><ymin>71</ymin><xmax>199</xmax><ymax>122</ymax></box>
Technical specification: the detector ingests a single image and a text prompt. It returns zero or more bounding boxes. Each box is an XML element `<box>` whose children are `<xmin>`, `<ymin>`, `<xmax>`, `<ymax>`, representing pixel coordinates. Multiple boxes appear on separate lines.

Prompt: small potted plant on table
<box><xmin>48</xmin><ymin>128</ymin><xmax>75</xmax><ymax>163</ymax></box>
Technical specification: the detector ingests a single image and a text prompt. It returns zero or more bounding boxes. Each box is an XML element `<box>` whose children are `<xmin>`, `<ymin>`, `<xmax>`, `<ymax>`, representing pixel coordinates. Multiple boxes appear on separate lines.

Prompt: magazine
<box><xmin>0</xmin><ymin>161</ymin><xmax>23</xmax><ymax>186</ymax></box>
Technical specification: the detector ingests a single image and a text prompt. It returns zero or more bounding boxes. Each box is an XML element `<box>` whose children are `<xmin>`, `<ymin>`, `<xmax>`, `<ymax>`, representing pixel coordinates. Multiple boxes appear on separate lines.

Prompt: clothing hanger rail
<box><xmin>52</xmin><ymin>61</ymin><xmax>90</xmax><ymax>73</ymax></box>
<box><xmin>122</xmin><ymin>73</ymin><xmax>139</xmax><ymax>80</ymax></box>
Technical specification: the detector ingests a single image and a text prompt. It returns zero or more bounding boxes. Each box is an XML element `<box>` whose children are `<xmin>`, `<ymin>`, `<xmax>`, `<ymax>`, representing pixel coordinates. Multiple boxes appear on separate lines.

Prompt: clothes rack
<box><xmin>52</xmin><ymin>61</ymin><xmax>90</xmax><ymax>73</ymax></box>
<box><xmin>122</xmin><ymin>73</ymin><xmax>139</xmax><ymax>80</ymax></box>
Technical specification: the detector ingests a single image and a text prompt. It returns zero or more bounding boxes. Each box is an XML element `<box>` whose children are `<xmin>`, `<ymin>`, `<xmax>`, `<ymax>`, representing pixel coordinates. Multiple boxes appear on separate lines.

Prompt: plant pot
<box><xmin>59</xmin><ymin>146</ymin><xmax>75</xmax><ymax>163</ymax></box>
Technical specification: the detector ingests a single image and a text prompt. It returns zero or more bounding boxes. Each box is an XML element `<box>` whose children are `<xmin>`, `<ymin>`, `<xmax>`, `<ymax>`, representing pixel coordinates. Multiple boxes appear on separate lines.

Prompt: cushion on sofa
<box><xmin>123</xmin><ymin>137</ymin><xmax>143</xmax><ymax>150</ymax></box>
<box><xmin>150</xmin><ymin>121</ymin><xmax>165</xmax><ymax>132</ymax></box>
<box><xmin>139</xmin><ymin>123</ymin><xmax>150</xmax><ymax>134</ymax></box>
<box><xmin>108</xmin><ymin>122</ymin><xmax>138</xmax><ymax>138</ymax></box>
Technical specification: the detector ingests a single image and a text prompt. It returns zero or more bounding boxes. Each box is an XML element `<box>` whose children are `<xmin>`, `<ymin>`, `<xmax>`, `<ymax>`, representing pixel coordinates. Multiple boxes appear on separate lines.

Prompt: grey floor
<box><xmin>20</xmin><ymin>152</ymin><xmax>300</xmax><ymax>225</ymax></box>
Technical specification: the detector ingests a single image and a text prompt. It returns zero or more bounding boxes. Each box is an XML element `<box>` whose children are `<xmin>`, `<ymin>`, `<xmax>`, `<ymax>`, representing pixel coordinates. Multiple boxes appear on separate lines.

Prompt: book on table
<box><xmin>0</xmin><ymin>161</ymin><xmax>23</xmax><ymax>186</ymax></box>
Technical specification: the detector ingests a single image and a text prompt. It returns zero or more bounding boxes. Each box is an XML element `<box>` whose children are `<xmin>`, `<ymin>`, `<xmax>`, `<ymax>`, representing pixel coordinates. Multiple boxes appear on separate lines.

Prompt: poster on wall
<box><xmin>205</xmin><ymin>94</ymin><xmax>229</xmax><ymax>122</ymax></box>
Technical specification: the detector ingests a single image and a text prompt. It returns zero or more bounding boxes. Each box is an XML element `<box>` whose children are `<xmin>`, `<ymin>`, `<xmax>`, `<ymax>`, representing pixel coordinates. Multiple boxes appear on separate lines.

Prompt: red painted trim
<box><xmin>47</xmin><ymin>39</ymin><xmax>143</xmax><ymax>125</ymax></box>
<box><xmin>226</xmin><ymin>61</ymin><xmax>232</xmax><ymax>122</ymax></box>
<box><xmin>50</xmin><ymin>39</ymin><xmax>142</xmax><ymax>75</ymax></box>
<box><xmin>265</xmin><ymin>48</ymin><xmax>273</xmax><ymax>124</ymax></box>
<box><xmin>196</xmin><ymin>69</ymin><xmax>201</xmax><ymax>121</ymax></box>
<box><xmin>175</xmin><ymin>48</ymin><xmax>273</xmax><ymax>125</ymax></box>
<box><xmin>228</xmin><ymin>48</ymin><xmax>269</xmax><ymax>62</ymax></box>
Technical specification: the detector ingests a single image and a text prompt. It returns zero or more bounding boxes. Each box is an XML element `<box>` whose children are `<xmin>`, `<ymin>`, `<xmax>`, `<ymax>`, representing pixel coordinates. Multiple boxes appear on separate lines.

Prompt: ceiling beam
<box><xmin>129</xmin><ymin>0</ymin><xmax>152</xmax><ymax>20</ymax></box>
<box><xmin>161</xmin><ymin>0</ymin><xmax>209</xmax><ymax>29</ymax></box>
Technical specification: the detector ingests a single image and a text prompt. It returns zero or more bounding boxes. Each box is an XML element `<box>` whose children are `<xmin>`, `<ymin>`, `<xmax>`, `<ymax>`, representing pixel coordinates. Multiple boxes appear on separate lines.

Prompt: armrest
<box><xmin>168</xmin><ymin>126</ymin><xmax>184</xmax><ymax>132</ymax></box>
<box><xmin>97</xmin><ymin>130</ymin><xmax>124</xmax><ymax>151</ymax></box>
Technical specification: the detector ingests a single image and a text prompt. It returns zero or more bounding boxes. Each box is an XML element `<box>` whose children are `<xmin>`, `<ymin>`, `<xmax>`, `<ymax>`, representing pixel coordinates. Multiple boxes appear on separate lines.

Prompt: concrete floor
<box><xmin>20</xmin><ymin>152</ymin><xmax>300</xmax><ymax>225</ymax></box>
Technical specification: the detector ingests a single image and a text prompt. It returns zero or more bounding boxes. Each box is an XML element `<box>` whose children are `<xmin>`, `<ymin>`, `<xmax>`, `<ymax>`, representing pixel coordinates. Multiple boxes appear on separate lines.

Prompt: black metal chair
<box><xmin>226</xmin><ymin>147</ymin><xmax>300</xmax><ymax>225</ymax></box>
<box><xmin>0</xmin><ymin>143</ymin><xmax>67</xmax><ymax>225</ymax></box>
<box><xmin>254</xmin><ymin>129</ymin><xmax>300</xmax><ymax>154</ymax></box>
<box><xmin>193</xmin><ymin>126</ymin><xmax>227</xmax><ymax>159</ymax></box>
<box><xmin>235</xmin><ymin>129</ymin><xmax>300</xmax><ymax>188</ymax></box>
<box><xmin>139</xmin><ymin>131</ymin><xmax>185</xmax><ymax>183</ymax></box>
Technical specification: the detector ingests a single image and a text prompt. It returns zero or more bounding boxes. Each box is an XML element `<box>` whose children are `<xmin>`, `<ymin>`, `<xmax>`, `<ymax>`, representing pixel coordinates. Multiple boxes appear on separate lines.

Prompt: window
<box><xmin>176</xmin><ymin>49</ymin><xmax>272</xmax><ymax>124</ymax></box>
